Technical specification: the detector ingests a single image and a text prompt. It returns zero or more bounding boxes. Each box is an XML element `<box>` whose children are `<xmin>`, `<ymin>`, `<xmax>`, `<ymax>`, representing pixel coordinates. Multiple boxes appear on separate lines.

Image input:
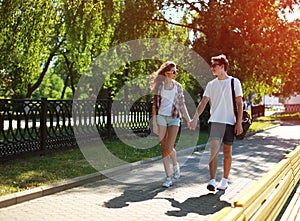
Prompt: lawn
<box><xmin>0</xmin><ymin>129</ymin><xmax>206</xmax><ymax>196</ymax></box>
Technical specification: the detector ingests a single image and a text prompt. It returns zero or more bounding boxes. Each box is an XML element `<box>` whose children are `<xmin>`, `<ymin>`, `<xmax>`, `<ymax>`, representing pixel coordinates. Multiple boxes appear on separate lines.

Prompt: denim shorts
<box><xmin>157</xmin><ymin>115</ymin><xmax>180</xmax><ymax>127</ymax></box>
<box><xmin>208</xmin><ymin>122</ymin><xmax>235</xmax><ymax>145</ymax></box>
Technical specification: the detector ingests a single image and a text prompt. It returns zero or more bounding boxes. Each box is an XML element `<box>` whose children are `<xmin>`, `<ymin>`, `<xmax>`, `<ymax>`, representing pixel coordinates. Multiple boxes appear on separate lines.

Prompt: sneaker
<box><xmin>207</xmin><ymin>179</ymin><xmax>216</xmax><ymax>191</ymax></box>
<box><xmin>162</xmin><ymin>177</ymin><xmax>173</xmax><ymax>188</ymax></box>
<box><xmin>173</xmin><ymin>163</ymin><xmax>180</xmax><ymax>179</ymax></box>
<box><xmin>217</xmin><ymin>178</ymin><xmax>228</xmax><ymax>190</ymax></box>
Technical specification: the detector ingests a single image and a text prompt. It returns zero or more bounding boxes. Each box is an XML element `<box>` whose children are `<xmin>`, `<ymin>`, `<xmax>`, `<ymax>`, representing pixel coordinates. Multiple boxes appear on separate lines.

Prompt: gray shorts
<box><xmin>157</xmin><ymin>115</ymin><xmax>180</xmax><ymax>127</ymax></box>
<box><xmin>208</xmin><ymin>122</ymin><xmax>235</xmax><ymax>145</ymax></box>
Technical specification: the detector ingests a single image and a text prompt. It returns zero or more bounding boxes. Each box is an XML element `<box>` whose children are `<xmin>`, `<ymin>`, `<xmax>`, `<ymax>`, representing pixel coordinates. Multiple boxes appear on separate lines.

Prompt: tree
<box><xmin>0</xmin><ymin>0</ymin><xmax>64</xmax><ymax>98</ymax></box>
<box><xmin>2</xmin><ymin>0</ymin><xmax>298</xmax><ymax>101</ymax></box>
<box><xmin>32</xmin><ymin>70</ymin><xmax>65</xmax><ymax>100</ymax></box>
<box><xmin>154</xmin><ymin>0</ymin><xmax>300</xmax><ymax>101</ymax></box>
<box><xmin>95</xmin><ymin>0</ymin><xmax>173</xmax><ymax>99</ymax></box>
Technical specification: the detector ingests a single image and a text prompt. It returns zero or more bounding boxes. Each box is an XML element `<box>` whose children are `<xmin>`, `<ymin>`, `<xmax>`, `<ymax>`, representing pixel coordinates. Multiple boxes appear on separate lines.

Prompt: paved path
<box><xmin>0</xmin><ymin>123</ymin><xmax>299</xmax><ymax>221</ymax></box>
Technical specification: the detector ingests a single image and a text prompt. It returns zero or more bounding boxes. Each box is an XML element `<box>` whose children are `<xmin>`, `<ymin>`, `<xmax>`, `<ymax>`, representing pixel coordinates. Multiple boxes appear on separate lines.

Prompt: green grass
<box><xmin>249</xmin><ymin>112</ymin><xmax>300</xmax><ymax>132</ymax></box>
<box><xmin>0</xmin><ymin>129</ymin><xmax>207</xmax><ymax>196</ymax></box>
<box><xmin>0</xmin><ymin>148</ymin><xmax>97</xmax><ymax>196</ymax></box>
<box><xmin>1</xmin><ymin>112</ymin><xmax>298</xmax><ymax>196</ymax></box>
<box><xmin>249</xmin><ymin>120</ymin><xmax>275</xmax><ymax>132</ymax></box>
<box><xmin>262</xmin><ymin>112</ymin><xmax>300</xmax><ymax>121</ymax></box>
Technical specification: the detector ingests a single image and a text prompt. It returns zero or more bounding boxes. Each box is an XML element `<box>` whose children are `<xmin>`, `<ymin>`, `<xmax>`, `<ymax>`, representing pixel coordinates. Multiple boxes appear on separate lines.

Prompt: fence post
<box><xmin>107</xmin><ymin>98</ymin><xmax>112</xmax><ymax>137</ymax></box>
<box><xmin>148</xmin><ymin>101</ymin><xmax>152</xmax><ymax>120</ymax></box>
<box><xmin>251</xmin><ymin>105</ymin><xmax>254</xmax><ymax>119</ymax></box>
<box><xmin>251</xmin><ymin>104</ymin><xmax>265</xmax><ymax>119</ymax></box>
<box><xmin>40</xmin><ymin>97</ymin><xmax>47</xmax><ymax>152</ymax></box>
<box><xmin>148</xmin><ymin>101</ymin><xmax>153</xmax><ymax>134</ymax></box>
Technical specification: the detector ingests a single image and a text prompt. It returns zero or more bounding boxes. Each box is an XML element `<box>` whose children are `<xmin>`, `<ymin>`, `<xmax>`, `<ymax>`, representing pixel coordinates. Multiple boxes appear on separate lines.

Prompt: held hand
<box><xmin>186</xmin><ymin>121</ymin><xmax>191</xmax><ymax>130</ymax></box>
<box><xmin>189</xmin><ymin>118</ymin><xmax>198</xmax><ymax>130</ymax></box>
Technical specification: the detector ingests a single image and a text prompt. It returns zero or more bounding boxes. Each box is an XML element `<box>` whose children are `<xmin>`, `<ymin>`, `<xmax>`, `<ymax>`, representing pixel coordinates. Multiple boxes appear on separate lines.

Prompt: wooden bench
<box><xmin>279</xmin><ymin>184</ymin><xmax>300</xmax><ymax>221</ymax></box>
<box><xmin>212</xmin><ymin>145</ymin><xmax>300</xmax><ymax>221</ymax></box>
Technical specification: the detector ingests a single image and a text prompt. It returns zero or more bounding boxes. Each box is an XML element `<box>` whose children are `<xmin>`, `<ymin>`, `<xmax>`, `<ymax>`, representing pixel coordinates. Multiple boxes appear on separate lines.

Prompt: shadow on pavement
<box><xmin>161</xmin><ymin>190</ymin><xmax>230</xmax><ymax>217</ymax></box>
<box><xmin>104</xmin><ymin>183</ymin><xmax>165</xmax><ymax>208</ymax></box>
<box><xmin>104</xmin><ymin>183</ymin><xmax>231</xmax><ymax>217</ymax></box>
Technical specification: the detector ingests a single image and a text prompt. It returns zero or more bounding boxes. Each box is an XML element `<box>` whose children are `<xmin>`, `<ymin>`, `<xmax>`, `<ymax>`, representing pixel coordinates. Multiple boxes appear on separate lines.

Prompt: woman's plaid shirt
<box><xmin>153</xmin><ymin>81</ymin><xmax>185</xmax><ymax>118</ymax></box>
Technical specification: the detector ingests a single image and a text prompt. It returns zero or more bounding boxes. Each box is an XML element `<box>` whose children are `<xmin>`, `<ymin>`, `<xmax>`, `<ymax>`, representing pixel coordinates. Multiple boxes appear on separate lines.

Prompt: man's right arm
<box><xmin>190</xmin><ymin>96</ymin><xmax>209</xmax><ymax>130</ymax></box>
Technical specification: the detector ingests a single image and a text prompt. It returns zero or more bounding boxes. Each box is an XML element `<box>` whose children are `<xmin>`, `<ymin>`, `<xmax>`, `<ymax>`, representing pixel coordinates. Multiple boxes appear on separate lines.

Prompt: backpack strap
<box><xmin>231</xmin><ymin>78</ymin><xmax>238</xmax><ymax>119</ymax></box>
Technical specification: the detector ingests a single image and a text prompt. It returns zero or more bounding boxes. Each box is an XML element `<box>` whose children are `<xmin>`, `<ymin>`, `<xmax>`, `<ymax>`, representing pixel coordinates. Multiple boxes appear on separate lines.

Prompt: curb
<box><xmin>0</xmin><ymin>144</ymin><xmax>206</xmax><ymax>208</ymax></box>
<box><xmin>0</xmin><ymin>172</ymin><xmax>105</xmax><ymax>208</ymax></box>
<box><xmin>245</xmin><ymin>124</ymin><xmax>279</xmax><ymax>138</ymax></box>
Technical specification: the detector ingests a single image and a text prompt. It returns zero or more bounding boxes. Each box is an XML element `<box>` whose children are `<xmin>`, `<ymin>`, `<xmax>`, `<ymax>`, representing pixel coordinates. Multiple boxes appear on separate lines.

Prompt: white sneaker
<box><xmin>173</xmin><ymin>163</ymin><xmax>180</xmax><ymax>179</ymax></box>
<box><xmin>162</xmin><ymin>177</ymin><xmax>173</xmax><ymax>188</ymax></box>
<box><xmin>207</xmin><ymin>179</ymin><xmax>216</xmax><ymax>191</ymax></box>
<box><xmin>217</xmin><ymin>178</ymin><xmax>228</xmax><ymax>190</ymax></box>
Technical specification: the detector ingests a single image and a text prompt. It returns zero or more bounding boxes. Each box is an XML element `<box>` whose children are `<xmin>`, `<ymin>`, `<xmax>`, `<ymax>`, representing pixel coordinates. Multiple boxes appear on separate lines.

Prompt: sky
<box><xmin>282</xmin><ymin>4</ymin><xmax>300</xmax><ymax>21</ymax></box>
<box><xmin>163</xmin><ymin>3</ymin><xmax>300</xmax><ymax>23</ymax></box>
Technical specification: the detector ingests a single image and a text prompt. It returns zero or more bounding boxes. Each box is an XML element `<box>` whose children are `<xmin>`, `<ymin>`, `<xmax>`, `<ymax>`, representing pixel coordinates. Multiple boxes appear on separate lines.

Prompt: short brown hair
<box><xmin>211</xmin><ymin>54</ymin><xmax>229</xmax><ymax>72</ymax></box>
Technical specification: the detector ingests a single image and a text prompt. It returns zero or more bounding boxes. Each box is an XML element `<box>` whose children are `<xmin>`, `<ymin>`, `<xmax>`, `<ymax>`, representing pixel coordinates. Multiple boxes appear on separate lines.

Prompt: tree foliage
<box><xmin>0</xmin><ymin>0</ymin><xmax>171</xmax><ymax>99</ymax></box>
<box><xmin>0</xmin><ymin>0</ymin><xmax>63</xmax><ymax>98</ymax></box>
<box><xmin>0</xmin><ymin>0</ymin><xmax>299</xmax><ymax>102</ymax></box>
<box><xmin>156</xmin><ymin>0</ymin><xmax>300</xmax><ymax>101</ymax></box>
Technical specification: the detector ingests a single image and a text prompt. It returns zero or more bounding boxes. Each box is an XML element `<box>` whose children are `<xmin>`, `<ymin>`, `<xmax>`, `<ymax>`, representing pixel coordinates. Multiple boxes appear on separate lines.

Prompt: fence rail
<box><xmin>251</xmin><ymin>105</ymin><xmax>265</xmax><ymax>119</ymax></box>
<box><xmin>285</xmin><ymin>104</ymin><xmax>300</xmax><ymax>113</ymax></box>
<box><xmin>0</xmin><ymin>98</ymin><xmax>152</xmax><ymax>160</ymax></box>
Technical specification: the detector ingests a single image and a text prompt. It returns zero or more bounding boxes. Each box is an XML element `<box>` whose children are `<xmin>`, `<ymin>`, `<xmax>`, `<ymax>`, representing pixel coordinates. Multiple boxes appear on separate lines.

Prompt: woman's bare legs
<box><xmin>166</xmin><ymin>126</ymin><xmax>179</xmax><ymax>167</ymax></box>
<box><xmin>158</xmin><ymin>125</ymin><xmax>179</xmax><ymax>177</ymax></box>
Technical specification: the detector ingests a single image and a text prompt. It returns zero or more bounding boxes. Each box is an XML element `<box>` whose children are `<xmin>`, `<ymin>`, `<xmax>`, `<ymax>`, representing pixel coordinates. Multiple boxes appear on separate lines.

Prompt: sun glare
<box><xmin>282</xmin><ymin>5</ymin><xmax>300</xmax><ymax>22</ymax></box>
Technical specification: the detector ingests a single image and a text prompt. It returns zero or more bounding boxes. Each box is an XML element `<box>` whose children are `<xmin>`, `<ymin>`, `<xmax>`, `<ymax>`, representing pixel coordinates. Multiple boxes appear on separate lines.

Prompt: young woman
<box><xmin>151</xmin><ymin>61</ymin><xmax>191</xmax><ymax>187</ymax></box>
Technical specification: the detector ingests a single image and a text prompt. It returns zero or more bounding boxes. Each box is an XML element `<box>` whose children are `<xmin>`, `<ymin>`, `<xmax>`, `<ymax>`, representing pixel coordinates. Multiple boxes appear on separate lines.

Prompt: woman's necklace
<box><xmin>165</xmin><ymin>80</ymin><xmax>173</xmax><ymax>89</ymax></box>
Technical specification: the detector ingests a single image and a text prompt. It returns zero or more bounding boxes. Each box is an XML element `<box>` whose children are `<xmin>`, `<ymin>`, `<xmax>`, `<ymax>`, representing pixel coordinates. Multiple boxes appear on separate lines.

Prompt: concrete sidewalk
<box><xmin>0</xmin><ymin>123</ymin><xmax>299</xmax><ymax>221</ymax></box>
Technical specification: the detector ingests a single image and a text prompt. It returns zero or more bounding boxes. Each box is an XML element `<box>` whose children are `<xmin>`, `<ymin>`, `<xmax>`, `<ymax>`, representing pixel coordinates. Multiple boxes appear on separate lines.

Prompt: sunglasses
<box><xmin>171</xmin><ymin>70</ymin><xmax>178</xmax><ymax>74</ymax></box>
<box><xmin>211</xmin><ymin>63</ymin><xmax>222</xmax><ymax>68</ymax></box>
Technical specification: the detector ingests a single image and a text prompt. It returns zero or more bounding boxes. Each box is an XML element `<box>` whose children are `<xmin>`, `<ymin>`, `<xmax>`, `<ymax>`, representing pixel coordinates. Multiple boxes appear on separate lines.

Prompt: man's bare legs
<box><xmin>214</xmin><ymin>143</ymin><xmax>232</xmax><ymax>190</ymax></box>
<box><xmin>209</xmin><ymin>139</ymin><xmax>221</xmax><ymax>180</ymax></box>
<box><xmin>206</xmin><ymin>139</ymin><xmax>220</xmax><ymax>191</ymax></box>
<box><xmin>222</xmin><ymin>144</ymin><xmax>232</xmax><ymax>179</ymax></box>
<box><xmin>208</xmin><ymin>141</ymin><xmax>232</xmax><ymax>179</ymax></box>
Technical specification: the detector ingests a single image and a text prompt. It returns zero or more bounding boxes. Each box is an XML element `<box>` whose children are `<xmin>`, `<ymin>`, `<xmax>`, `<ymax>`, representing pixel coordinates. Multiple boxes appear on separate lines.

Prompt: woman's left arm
<box><xmin>181</xmin><ymin>104</ymin><xmax>191</xmax><ymax>123</ymax></box>
<box><xmin>177</xmin><ymin>83</ymin><xmax>191</xmax><ymax>123</ymax></box>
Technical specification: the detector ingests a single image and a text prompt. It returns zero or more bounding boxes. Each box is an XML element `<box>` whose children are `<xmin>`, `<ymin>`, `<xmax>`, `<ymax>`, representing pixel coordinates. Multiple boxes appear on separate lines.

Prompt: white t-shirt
<box><xmin>203</xmin><ymin>77</ymin><xmax>243</xmax><ymax>125</ymax></box>
<box><xmin>158</xmin><ymin>82</ymin><xmax>177</xmax><ymax>116</ymax></box>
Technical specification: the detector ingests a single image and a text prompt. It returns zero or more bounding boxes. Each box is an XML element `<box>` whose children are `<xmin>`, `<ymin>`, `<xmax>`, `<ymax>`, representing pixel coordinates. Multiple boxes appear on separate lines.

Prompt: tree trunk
<box><xmin>26</xmin><ymin>39</ymin><xmax>65</xmax><ymax>98</ymax></box>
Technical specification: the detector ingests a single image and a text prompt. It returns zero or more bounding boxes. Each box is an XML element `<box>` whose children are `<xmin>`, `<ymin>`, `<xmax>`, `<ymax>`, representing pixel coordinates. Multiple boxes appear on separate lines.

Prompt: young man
<box><xmin>190</xmin><ymin>54</ymin><xmax>243</xmax><ymax>191</ymax></box>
